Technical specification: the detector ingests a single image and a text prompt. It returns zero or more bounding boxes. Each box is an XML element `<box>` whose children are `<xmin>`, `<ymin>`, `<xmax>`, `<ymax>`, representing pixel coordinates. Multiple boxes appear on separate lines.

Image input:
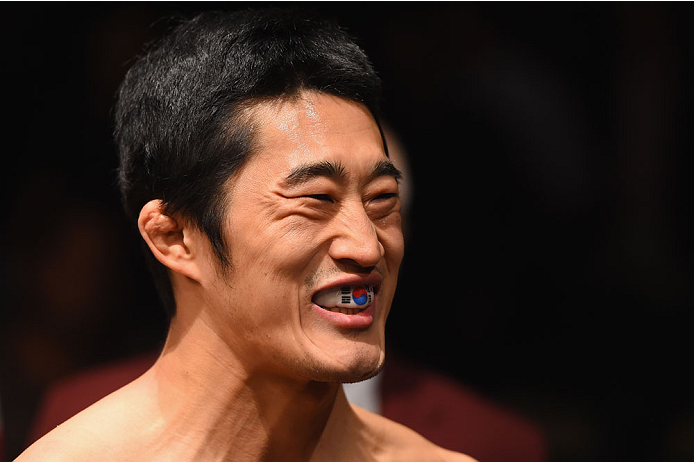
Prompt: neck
<box><xmin>138</xmin><ymin>314</ymin><xmax>353</xmax><ymax>462</ymax></box>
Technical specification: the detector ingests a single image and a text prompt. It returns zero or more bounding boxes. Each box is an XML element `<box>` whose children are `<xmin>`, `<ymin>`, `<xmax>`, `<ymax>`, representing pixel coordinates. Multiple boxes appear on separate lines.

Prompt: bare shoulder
<box><xmin>351</xmin><ymin>404</ymin><xmax>478</xmax><ymax>462</ymax></box>
<box><xmin>16</xmin><ymin>378</ymin><xmax>151</xmax><ymax>462</ymax></box>
<box><xmin>437</xmin><ymin>447</ymin><xmax>479</xmax><ymax>462</ymax></box>
<box><xmin>15</xmin><ymin>418</ymin><xmax>108</xmax><ymax>462</ymax></box>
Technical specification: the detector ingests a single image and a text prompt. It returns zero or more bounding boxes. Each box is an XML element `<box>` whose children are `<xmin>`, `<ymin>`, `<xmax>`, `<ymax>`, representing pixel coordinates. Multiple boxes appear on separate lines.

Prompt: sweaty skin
<box><xmin>17</xmin><ymin>92</ymin><xmax>476</xmax><ymax>462</ymax></box>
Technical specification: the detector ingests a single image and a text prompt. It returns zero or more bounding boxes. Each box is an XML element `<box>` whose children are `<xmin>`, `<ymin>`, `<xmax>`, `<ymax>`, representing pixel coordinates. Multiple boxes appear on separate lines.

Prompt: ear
<box><xmin>138</xmin><ymin>200</ymin><xmax>202</xmax><ymax>281</ymax></box>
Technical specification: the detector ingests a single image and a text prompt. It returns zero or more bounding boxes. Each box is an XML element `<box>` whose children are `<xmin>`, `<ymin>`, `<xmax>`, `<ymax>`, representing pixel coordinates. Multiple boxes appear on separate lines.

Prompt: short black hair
<box><xmin>114</xmin><ymin>8</ymin><xmax>385</xmax><ymax>316</ymax></box>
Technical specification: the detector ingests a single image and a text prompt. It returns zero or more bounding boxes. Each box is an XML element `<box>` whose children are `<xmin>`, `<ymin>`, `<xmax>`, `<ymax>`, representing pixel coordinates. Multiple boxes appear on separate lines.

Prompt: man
<box><xmin>18</xmin><ymin>9</ymin><xmax>474</xmax><ymax>461</ymax></box>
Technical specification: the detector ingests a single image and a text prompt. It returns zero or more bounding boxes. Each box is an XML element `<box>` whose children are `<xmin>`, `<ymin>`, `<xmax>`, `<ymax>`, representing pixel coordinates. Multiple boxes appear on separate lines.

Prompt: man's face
<box><xmin>198</xmin><ymin>92</ymin><xmax>404</xmax><ymax>383</ymax></box>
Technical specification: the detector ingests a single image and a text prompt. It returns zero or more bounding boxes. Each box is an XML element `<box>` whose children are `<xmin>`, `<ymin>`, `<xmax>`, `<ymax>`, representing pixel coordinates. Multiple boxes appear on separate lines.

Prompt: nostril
<box><xmin>331</xmin><ymin>259</ymin><xmax>378</xmax><ymax>276</ymax></box>
<box><xmin>328</xmin><ymin>236</ymin><xmax>383</xmax><ymax>268</ymax></box>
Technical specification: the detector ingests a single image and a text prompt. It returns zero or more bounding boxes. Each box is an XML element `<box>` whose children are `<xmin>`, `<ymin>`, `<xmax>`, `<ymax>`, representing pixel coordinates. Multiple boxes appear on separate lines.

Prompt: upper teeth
<box><xmin>313</xmin><ymin>285</ymin><xmax>374</xmax><ymax>309</ymax></box>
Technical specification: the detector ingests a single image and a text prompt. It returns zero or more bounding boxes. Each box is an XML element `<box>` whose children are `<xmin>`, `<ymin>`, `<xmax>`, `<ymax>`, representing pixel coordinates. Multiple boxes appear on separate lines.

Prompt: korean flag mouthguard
<box><xmin>313</xmin><ymin>285</ymin><xmax>374</xmax><ymax>309</ymax></box>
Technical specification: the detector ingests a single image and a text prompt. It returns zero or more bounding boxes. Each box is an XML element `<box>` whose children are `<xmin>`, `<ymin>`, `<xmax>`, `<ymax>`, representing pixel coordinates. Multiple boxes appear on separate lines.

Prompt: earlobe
<box><xmin>138</xmin><ymin>200</ymin><xmax>202</xmax><ymax>281</ymax></box>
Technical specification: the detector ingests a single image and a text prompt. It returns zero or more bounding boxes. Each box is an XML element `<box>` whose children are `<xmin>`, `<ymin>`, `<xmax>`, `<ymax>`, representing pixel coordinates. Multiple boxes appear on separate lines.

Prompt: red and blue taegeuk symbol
<box><xmin>352</xmin><ymin>287</ymin><xmax>368</xmax><ymax>305</ymax></box>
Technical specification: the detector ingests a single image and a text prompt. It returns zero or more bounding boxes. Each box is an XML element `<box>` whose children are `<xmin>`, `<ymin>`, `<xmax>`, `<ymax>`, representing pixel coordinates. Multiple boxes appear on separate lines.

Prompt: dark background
<box><xmin>2</xmin><ymin>3</ymin><xmax>693</xmax><ymax>462</ymax></box>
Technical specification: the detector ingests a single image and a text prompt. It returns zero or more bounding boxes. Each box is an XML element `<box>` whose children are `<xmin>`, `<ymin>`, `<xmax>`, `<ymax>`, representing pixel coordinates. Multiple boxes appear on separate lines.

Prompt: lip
<box><xmin>310</xmin><ymin>273</ymin><xmax>383</xmax><ymax>329</ymax></box>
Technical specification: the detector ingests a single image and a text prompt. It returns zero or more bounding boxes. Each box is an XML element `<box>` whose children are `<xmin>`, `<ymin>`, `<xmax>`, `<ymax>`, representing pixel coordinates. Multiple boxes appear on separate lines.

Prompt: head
<box><xmin>116</xmin><ymin>8</ymin><xmax>386</xmax><ymax>314</ymax></box>
<box><xmin>115</xmin><ymin>9</ymin><xmax>404</xmax><ymax>382</ymax></box>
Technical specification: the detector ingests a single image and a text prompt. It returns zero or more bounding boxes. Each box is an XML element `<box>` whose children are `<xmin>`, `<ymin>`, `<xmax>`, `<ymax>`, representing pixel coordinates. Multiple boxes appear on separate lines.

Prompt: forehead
<box><xmin>244</xmin><ymin>92</ymin><xmax>386</xmax><ymax>177</ymax></box>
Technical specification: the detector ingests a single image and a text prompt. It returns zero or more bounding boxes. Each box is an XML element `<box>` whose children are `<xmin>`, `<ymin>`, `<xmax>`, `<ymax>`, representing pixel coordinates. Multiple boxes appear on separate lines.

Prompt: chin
<box><xmin>305</xmin><ymin>342</ymin><xmax>386</xmax><ymax>384</ymax></box>
<box><xmin>338</xmin><ymin>362</ymin><xmax>384</xmax><ymax>384</ymax></box>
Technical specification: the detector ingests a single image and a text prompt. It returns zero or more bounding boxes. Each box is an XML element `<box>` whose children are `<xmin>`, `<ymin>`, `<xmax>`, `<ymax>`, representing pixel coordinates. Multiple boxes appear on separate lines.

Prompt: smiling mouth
<box><xmin>312</xmin><ymin>285</ymin><xmax>375</xmax><ymax>314</ymax></box>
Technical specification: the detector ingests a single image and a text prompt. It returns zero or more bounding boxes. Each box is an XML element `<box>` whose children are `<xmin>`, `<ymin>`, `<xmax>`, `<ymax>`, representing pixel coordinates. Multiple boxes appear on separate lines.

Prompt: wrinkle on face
<box><xmin>201</xmin><ymin>91</ymin><xmax>402</xmax><ymax>382</ymax></box>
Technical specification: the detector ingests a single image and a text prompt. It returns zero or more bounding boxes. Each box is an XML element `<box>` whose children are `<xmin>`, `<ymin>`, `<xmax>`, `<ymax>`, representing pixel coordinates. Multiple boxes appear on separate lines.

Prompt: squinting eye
<box><xmin>304</xmin><ymin>194</ymin><xmax>334</xmax><ymax>203</ymax></box>
<box><xmin>375</xmin><ymin>193</ymin><xmax>399</xmax><ymax>201</ymax></box>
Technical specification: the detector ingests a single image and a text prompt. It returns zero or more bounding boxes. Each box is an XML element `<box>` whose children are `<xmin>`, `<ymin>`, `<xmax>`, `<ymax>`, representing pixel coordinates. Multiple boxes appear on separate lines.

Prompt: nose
<box><xmin>328</xmin><ymin>203</ymin><xmax>385</xmax><ymax>270</ymax></box>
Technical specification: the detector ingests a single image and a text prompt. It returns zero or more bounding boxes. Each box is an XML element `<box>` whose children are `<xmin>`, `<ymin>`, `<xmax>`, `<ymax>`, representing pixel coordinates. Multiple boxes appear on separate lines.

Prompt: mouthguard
<box><xmin>313</xmin><ymin>285</ymin><xmax>374</xmax><ymax>309</ymax></box>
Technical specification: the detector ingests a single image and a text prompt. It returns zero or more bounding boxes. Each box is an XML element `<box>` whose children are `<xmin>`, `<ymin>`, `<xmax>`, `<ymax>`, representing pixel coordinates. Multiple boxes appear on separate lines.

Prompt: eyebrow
<box><xmin>369</xmin><ymin>159</ymin><xmax>402</xmax><ymax>184</ymax></box>
<box><xmin>283</xmin><ymin>158</ymin><xmax>402</xmax><ymax>187</ymax></box>
<box><xmin>284</xmin><ymin>160</ymin><xmax>347</xmax><ymax>186</ymax></box>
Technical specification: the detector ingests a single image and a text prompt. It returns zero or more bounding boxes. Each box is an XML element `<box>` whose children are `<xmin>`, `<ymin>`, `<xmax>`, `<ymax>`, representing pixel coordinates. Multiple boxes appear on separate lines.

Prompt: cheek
<box><xmin>227</xmin><ymin>213</ymin><xmax>322</xmax><ymax>289</ymax></box>
<box><xmin>377</xmin><ymin>216</ymin><xmax>405</xmax><ymax>263</ymax></box>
